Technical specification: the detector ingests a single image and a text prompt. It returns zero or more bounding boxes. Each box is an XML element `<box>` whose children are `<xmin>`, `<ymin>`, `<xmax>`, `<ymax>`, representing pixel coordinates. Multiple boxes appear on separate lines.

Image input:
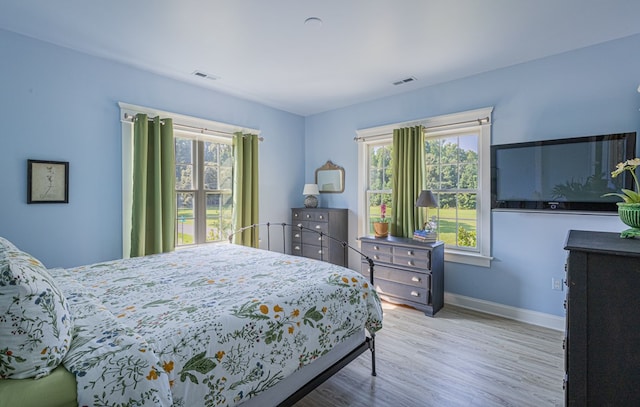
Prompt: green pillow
<box><xmin>0</xmin><ymin>237</ymin><xmax>73</xmax><ymax>379</ymax></box>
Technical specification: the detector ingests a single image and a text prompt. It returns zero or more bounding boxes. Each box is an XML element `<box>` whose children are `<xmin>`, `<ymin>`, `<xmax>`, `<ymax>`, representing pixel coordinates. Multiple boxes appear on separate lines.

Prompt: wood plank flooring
<box><xmin>295</xmin><ymin>302</ymin><xmax>564</xmax><ymax>407</ymax></box>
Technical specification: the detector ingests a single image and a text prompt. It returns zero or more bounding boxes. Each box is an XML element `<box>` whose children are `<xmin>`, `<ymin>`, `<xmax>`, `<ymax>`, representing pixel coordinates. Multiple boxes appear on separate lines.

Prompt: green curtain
<box><xmin>130</xmin><ymin>114</ymin><xmax>175</xmax><ymax>257</ymax></box>
<box><xmin>232</xmin><ymin>132</ymin><xmax>259</xmax><ymax>247</ymax></box>
<box><xmin>391</xmin><ymin>125</ymin><xmax>426</xmax><ymax>237</ymax></box>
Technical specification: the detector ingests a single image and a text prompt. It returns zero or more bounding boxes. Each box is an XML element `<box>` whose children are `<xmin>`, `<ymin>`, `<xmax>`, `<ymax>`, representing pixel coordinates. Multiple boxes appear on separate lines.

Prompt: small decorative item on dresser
<box><xmin>415</xmin><ymin>190</ymin><xmax>438</xmax><ymax>236</ymax></box>
<box><xmin>302</xmin><ymin>183</ymin><xmax>320</xmax><ymax>208</ymax></box>
<box><xmin>602</xmin><ymin>157</ymin><xmax>640</xmax><ymax>238</ymax></box>
<box><xmin>373</xmin><ymin>203</ymin><xmax>389</xmax><ymax>238</ymax></box>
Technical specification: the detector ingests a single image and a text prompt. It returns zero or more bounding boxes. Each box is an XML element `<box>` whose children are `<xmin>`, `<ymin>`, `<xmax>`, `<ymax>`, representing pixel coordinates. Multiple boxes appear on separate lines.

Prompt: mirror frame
<box><xmin>315</xmin><ymin>160</ymin><xmax>345</xmax><ymax>193</ymax></box>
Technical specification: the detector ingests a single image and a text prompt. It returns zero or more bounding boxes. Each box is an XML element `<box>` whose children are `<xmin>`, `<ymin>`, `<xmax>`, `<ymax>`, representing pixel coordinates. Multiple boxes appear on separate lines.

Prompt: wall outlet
<box><xmin>552</xmin><ymin>277</ymin><xmax>564</xmax><ymax>291</ymax></box>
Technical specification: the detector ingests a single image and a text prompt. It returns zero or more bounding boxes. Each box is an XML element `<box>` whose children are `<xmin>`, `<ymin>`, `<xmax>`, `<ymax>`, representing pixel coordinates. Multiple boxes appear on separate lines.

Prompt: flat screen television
<box><xmin>491</xmin><ymin>132</ymin><xmax>637</xmax><ymax>212</ymax></box>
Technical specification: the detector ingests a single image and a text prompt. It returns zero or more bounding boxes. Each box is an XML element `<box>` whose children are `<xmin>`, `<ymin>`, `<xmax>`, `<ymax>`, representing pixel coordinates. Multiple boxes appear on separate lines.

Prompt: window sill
<box><xmin>445</xmin><ymin>249</ymin><xmax>492</xmax><ymax>268</ymax></box>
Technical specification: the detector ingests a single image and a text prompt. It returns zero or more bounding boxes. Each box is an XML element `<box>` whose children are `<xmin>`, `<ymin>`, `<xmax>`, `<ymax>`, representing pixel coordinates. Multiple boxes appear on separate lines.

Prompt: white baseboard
<box><xmin>444</xmin><ymin>292</ymin><xmax>565</xmax><ymax>331</ymax></box>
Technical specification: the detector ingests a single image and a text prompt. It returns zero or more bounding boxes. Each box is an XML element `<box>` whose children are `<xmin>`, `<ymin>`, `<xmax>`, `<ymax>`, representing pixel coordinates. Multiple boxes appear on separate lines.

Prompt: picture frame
<box><xmin>315</xmin><ymin>160</ymin><xmax>345</xmax><ymax>193</ymax></box>
<box><xmin>27</xmin><ymin>159</ymin><xmax>69</xmax><ymax>204</ymax></box>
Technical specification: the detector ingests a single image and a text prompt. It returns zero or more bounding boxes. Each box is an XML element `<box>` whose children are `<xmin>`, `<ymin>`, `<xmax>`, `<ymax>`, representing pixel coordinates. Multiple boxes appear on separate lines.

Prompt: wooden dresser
<box><xmin>359</xmin><ymin>236</ymin><xmax>444</xmax><ymax>316</ymax></box>
<box><xmin>291</xmin><ymin>208</ymin><xmax>348</xmax><ymax>266</ymax></box>
<box><xmin>563</xmin><ymin>230</ymin><xmax>640</xmax><ymax>406</ymax></box>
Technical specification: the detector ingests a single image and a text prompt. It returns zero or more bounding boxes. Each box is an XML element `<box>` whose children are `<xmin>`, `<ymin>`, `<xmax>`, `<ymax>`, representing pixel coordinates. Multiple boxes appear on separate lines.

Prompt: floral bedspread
<box><xmin>52</xmin><ymin>244</ymin><xmax>383</xmax><ymax>406</ymax></box>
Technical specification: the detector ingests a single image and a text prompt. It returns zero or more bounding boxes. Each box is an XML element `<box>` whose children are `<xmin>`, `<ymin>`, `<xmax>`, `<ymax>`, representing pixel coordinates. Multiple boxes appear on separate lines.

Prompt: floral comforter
<box><xmin>52</xmin><ymin>244</ymin><xmax>383</xmax><ymax>406</ymax></box>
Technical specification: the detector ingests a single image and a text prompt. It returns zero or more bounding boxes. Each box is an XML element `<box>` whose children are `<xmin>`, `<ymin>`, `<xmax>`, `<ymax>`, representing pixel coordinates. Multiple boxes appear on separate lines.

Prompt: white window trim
<box><xmin>118</xmin><ymin>102</ymin><xmax>259</xmax><ymax>258</ymax></box>
<box><xmin>356</xmin><ymin>107</ymin><xmax>494</xmax><ymax>267</ymax></box>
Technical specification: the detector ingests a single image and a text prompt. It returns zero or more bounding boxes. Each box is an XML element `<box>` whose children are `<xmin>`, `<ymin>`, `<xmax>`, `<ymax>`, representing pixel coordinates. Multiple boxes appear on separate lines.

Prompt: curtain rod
<box><xmin>353</xmin><ymin>116</ymin><xmax>490</xmax><ymax>142</ymax></box>
<box><xmin>122</xmin><ymin>113</ymin><xmax>264</xmax><ymax>141</ymax></box>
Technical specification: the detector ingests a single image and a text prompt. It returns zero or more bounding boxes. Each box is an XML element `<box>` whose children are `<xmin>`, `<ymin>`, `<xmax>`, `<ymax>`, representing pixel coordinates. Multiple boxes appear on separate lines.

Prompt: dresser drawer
<box><xmin>292</xmin><ymin>244</ymin><xmax>330</xmax><ymax>260</ymax></box>
<box><xmin>292</xmin><ymin>209</ymin><xmax>329</xmax><ymax>222</ymax></box>
<box><xmin>374</xmin><ymin>279</ymin><xmax>430</xmax><ymax>304</ymax></box>
<box><xmin>392</xmin><ymin>254</ymin><xmax>430</xmax><ymax>270</ymax></box>
<box><xmin>392</xmin><ymin>247</ymin><xmax>430</xmax><ymax>270</ymax></box>
<box><xmin>292</xmin><ymin>227</ymin><xmax>330</xmax><ymax>246</ymax></box>
<box><xmin>361</xmin><ymin>263</ymin><xmax>429</xmax><ymax>289</ymax></box>
<box><xmin>292</xmin><ymin>220</ymin><xmax>329</xmax><ymax>234</ymax></box>
<box><xmin>361</xmin><ymin>241</ymin><xmax>393</xmax><ymax>258</ymax></box>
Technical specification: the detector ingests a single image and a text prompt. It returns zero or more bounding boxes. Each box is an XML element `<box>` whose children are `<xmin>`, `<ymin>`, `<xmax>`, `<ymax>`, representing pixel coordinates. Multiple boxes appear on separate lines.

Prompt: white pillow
<box><xmin>0</xmin><ymin>237</ymin><xmax>73</xmax><ymax>379</ymax></box>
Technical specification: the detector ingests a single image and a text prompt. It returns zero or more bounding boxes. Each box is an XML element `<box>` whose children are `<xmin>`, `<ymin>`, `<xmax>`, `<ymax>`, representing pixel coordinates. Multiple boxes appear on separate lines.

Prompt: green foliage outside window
<box><xmin>367</xmin><ymin>132</ymin><xmax>480</xmax><ymax>249</ymax></box>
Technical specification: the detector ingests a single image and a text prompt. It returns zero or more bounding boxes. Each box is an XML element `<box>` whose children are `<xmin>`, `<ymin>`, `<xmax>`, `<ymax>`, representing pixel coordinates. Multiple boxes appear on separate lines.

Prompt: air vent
<box><xmin>392</xmin><ymin>76</ymin><xmax>417</xmax><ymax>86</ymax></box>
<box><xmin>192</xmin><ymin>70</ymin><xmax>219</xmax><ymax>81</ymax></box>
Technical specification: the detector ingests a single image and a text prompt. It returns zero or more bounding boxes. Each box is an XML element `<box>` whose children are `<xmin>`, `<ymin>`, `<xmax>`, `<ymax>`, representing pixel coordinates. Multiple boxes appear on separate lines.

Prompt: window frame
<box><xmin>357</xmin><ymin>107</ymin><xmax>493</xmax><ymax>267</ymax></box>
<box><xmin>174</xmin><ymin>134</ymin><xmax>234</xmax><ymax>246</ymax></box>
<box><xmin>119</xmin><ymin>102</ymin><xmax>259</xmax><ymax>257</ymax></box>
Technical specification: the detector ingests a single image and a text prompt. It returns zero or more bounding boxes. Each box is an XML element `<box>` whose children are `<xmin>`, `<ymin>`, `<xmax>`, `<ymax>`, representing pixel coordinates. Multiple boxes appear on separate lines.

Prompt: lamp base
<box><xmin>304</xmin><ymin>195</ymin><xmax>318</xmax><ymax>208</ymax></box>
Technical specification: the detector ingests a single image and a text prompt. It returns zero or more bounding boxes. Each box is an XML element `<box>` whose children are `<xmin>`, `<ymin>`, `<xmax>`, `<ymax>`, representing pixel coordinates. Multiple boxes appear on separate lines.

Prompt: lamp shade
<box><xmin>302</xmin><ymin>183</ymin><xmax>320</xmax><ymax>196</ymax></box>
<box><xmin>415</xmin><ymin>190</ymin><xmax>438</xmax><ymax>208</ymax></box>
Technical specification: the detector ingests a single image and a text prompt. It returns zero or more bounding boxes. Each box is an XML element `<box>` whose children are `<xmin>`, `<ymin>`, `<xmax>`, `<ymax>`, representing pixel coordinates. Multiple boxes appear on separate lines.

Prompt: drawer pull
<box><xmin>407</xmin><ymin>260</ymin><xmax>415</xmax><ymax>266</ymax></box>
<box><xmin>319</xmin><ymin>215</ymin><xmax>324</xmax><ymax>220</ymax></box>
<box><xmin>410</xmin><ymin>291</ymin><xmax>420</xmax><ymax>297</ymax></box>
<box><xmin>294</xmin><ymin>233</ymin><xmax>300</xmax><ymax>238</ymax></box>
<box><xmin>317</xmin><ymin>236</ymin><xmax>323</xmax><ymax>241</ymax></box>
<box><xmin>315</xmin><ymin>225</ymin><xmax>322</xmax><ymax>229</ymax></box>
<box><xmin>373</xmin><ymin>245</ymin><xmax>380</xmax><ymax>251</ymax></box>
<box><xmin>306</xmin><ymin>214</ymin><xmax>311</xmax><ymax>218</ymax></box>
<box><xmin>407</xmin><ymin>250</ymin><xmax>413</xmax><ymax>255</ymax></box>
<box><xmin>317</xmin><ymin>250</ymin><xmax>323</xmax><ymax>254</ymax></box>
<box><xmin>373</xmin><ymin>255</ymin><xmax>380</xmax><ymax>260</ymax></box>
<box><xmin>297</xmin><ymin>223</ymin><xmax>303</xmax><ymax>228</ymax></box>
<box><xmin>411</xmin><ymin>276</ymin><xmax>421</xmax><ymax>283</ymax></box>
<box><xmin>294</xmin><ymin>246</ymin><xmax>300</xmax><ymax>250</ymax></box>
<box><xmin>294</xmin><ymin>213</ymin><xmax>299</xmax><ymax>218</ymax></box>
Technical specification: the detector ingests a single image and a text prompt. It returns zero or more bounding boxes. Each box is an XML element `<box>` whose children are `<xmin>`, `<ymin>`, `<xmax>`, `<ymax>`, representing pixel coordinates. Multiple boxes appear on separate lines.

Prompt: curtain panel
<box><xmin>391</xmin><ymin>125</ymin><xmax>426</xmax><ymax>237</ymax></box>
<box><xmin>232</xmin><ymin>132</ymin><xmax>259</xmax><ymax>247</ymax></box>
<box><xmin>130</xmin><ymin>114</ymin><xmax>176</xmax><ymax>257</ymax></box>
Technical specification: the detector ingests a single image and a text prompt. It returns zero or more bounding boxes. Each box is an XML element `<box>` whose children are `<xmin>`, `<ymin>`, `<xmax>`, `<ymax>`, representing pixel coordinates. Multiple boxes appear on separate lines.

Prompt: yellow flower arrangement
<box><xmin>602</xmin><ymin>158</ymin><xmax>640</xmax><ymax>203</ymax></box>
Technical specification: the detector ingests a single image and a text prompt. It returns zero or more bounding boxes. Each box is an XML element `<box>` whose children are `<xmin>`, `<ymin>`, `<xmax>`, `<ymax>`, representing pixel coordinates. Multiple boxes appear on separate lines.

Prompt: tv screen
<box><xmin>491</xmin><ymin>132</ymin><xmax>636</xmax><ymax>211</ymax></box>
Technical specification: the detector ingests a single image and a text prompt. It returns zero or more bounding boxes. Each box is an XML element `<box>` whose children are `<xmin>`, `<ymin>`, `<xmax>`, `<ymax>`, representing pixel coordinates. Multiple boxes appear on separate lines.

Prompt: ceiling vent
<box><xmin>392</xmin><ymin>76</ymin><xmax>417</xmax><ymax>86</ymax></box>
<box><xmin>192</xmin><ymin>70</ymin><xmax>219</xmax><ymax>81</ymax></box>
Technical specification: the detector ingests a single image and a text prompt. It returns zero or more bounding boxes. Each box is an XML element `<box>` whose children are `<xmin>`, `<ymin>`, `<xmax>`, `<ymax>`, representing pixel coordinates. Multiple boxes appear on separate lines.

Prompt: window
<box><xmin>357</xmin><ymin>107</ymin><xmax>493</xmax><ymax>267</ymax></box>
<box><xmin>119</xmin><ymin>102</ymin><xmax>259</xmax><ymax>257</ymax></box>
<box><xmin>424</xmin><ymin>130</ymin><xmax>479</xmax><ymax>250</ymax></box>
<box><xmin>366</xmin><ymin>143</ymin><xmax>392</xmax><ymax>234</ymax></box>
<box><xmin>175</xmin><ymin>134</ymin><xmax>233</xmax><ymax>246</ymax></box>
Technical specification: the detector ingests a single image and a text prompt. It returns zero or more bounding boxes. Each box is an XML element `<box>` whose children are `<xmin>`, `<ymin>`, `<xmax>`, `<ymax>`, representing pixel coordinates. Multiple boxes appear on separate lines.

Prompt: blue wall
<box><xmin>304</xmin><ymin>34</ymin><xmax>640</xmax><ymax>317</ymax></box>
<box><xmin>3</xmin><ymin>27</ymin><xmax>640</xmax><ymax>319</ymax></box>
<box><xmin>0</xmin><ymin>29</ymin><xmax>305</xmax><ymax>268</ymax></box>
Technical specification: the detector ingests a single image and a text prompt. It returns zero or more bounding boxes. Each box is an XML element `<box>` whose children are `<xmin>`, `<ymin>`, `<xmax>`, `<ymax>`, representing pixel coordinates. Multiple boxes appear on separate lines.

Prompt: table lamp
<box><xmin>303</xmin><ymin>184</ymin><xmax>320</xmax><ymax>208</ymax></box>
<box><xmin>415</xmin><ymin>190</ymin><xmax>438</xmax><ymax>231</ymax></box>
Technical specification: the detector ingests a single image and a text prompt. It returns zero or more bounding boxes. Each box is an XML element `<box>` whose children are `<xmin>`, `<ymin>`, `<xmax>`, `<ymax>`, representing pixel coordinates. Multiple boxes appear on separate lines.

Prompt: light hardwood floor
<box><xmin>295</xmin><ymin>302</ymin><xmax>564</xmax><ymax>407</ymax></box>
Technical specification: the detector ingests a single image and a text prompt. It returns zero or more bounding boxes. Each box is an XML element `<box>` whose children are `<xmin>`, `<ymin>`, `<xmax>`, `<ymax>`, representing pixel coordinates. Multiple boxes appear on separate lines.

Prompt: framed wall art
<box><xmin>27</xmin><ymin>159</ymin><xmax>69</xmax><ymax>203</ymax></box>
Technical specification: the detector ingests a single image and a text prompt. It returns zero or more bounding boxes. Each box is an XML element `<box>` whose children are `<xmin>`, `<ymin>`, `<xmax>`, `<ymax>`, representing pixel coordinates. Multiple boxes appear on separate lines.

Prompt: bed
<box><xmin>0</xmin><ymin>226</ymin><xmax>382</xmax><ymax>407</ymax></box>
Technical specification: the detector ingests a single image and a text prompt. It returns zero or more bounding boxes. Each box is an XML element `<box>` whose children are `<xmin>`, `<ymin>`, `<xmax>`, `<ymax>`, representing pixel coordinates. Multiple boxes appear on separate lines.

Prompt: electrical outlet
<box><xmin>552</xmin><ymin>277</ymin><xmax>564</xmax><ymax>291</ymax></box>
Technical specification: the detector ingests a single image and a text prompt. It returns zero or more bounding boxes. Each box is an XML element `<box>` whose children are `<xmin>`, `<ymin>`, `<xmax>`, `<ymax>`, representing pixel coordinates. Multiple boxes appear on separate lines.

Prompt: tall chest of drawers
<box><xmin>359</xmin><ymin>235</ymin><xmax>444</xmax><ymax>316</ymax></box>
<box><xmin>291</xmin><ymin>208</ymin><xmax>348</xmax><ymax>266</ymax></box>
<box><xmin>563</xmin><ymin>230</ymin><xmax>640</xmax><ymax>406</ymax></box>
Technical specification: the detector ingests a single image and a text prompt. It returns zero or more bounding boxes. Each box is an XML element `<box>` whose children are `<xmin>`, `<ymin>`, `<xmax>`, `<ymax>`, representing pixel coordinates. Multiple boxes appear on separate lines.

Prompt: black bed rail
<box><xmin>228</xmin><ymin>222</ymin><xmax>376</xmax><ymax>286</ymax></box>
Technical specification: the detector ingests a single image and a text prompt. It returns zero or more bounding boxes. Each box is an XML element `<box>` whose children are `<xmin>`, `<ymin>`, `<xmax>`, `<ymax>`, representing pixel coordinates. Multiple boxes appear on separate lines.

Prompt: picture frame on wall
<box><xmin>27</xmin><ymin>159</ymin><xmax>69</xmax><ymax>204</ymax></box>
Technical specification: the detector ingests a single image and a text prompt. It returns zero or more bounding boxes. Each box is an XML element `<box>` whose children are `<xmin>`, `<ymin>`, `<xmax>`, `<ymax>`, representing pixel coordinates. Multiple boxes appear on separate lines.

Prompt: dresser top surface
<box><xmin>360</xmin><ymin>235</ymin><xmax>443</xmax><ymax>249</ymax></box>
<box><xmin>565</xmin><ymin>229</ymin><xmax>640</xmax><ymax>257</ymax></box>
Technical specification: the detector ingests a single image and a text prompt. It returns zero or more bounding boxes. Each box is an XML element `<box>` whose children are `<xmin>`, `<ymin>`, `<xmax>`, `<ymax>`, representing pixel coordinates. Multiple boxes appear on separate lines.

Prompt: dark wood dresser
<box><xmin>291</xmin><ymin>207</ymin><xmax>348</xmax><ymax>266</ymax></box>
<box><xmin>564</xmin><ymin>230</ymin><xmax>640</xmax><ymax>406</ymax></box>
<box><xmin>359</xmin><ymin>235</ymin><xmax>444</xmax><ymax>316</ymax></box>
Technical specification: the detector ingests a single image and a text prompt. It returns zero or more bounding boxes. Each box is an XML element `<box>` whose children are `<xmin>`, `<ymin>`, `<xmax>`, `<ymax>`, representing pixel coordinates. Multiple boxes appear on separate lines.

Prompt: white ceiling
<box><xmin>2</xmin><ymin>0</ymin><xmax>640</xmax><ymax>116</ymax></box>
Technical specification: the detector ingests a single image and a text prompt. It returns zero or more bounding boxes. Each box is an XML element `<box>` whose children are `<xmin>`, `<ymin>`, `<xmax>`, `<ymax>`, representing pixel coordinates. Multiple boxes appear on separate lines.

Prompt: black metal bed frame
<box><xmin>228</xmin><ymin>222</ymin><xmax>377</xmax><ymax>406</ymax></box>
